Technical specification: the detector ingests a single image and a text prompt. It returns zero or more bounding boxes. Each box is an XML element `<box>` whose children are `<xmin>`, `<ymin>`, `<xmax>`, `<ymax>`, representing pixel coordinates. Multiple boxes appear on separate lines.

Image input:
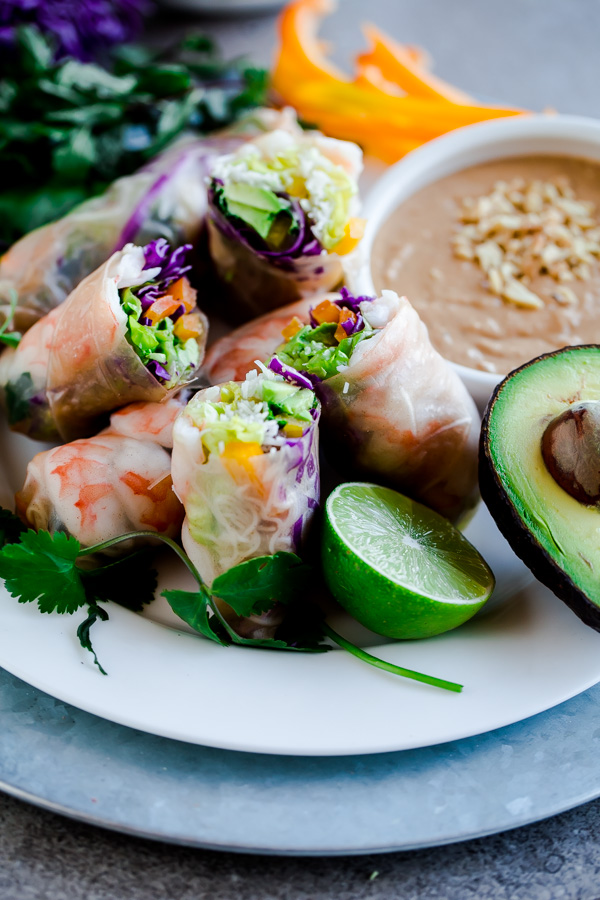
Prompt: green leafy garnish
<box><xmin>0</xmin><ymin>290</ymin><xmax>22</xmax><ymax>348</ymax></box>
<box><xmin>4</xmin><ymin>372</ymin><xmax>38</xmax><ymax>426</ymax></box>
<box><xmin>0</xmin><ymin>27</ymin><xmax>269</xmax><ymax>246</ymax></box>
<box><xmin>0</xmin><ymin>530</ymin><xmax>86</xmax><ymax>614</ymax></box>
<box><xmin>211</xmin><ymin>552</ymin><xmax>311</xmax><ymax>617</ymax></box>
<box><xmin>0</xmin><ymin>509</ymin><xmax>26</xmax><ymax>548</ymax></box>
<box><xmin>0</xmin><ymin>512</ymin><xmax>463</xmax><ymax>691</ymax></box>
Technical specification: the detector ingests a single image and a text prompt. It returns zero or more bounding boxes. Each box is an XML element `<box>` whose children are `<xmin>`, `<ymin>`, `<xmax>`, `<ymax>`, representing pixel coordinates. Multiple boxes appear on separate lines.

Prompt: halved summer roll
<box><xmin>0</xmin><ymin>240</ymin><xmax>207</xmax><ymax>442</ymax></box>
<box><xmin>205</xmin><ymin>289</ymin><xmax>479</xmax><ymax>521</ymax></box>
<box><xmin>206</xmin><ymin>128</ymin><xmax>364</xmax><ymax>319</ymax></box>
<box><xmin>16</xmin><ymin>431</ymin><xmax>184</xmax><ymax>553</ymax></box>
<box><xmin>0</xmin><ymin>108</ymin><xmax>300</xmax><ymax>335</ymax></box>
<box><xmin>171</xmin><ymin>370</ymin><xmax>320</xmax><ymax>637</ymax></box>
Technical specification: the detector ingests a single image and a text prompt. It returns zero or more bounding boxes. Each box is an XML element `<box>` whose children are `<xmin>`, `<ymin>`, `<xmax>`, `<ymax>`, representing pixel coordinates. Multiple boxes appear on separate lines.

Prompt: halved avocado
<box><xmin>479</xmin><ymin>345</ymin><xmax>600</xmax><ymax>631</ymax></box>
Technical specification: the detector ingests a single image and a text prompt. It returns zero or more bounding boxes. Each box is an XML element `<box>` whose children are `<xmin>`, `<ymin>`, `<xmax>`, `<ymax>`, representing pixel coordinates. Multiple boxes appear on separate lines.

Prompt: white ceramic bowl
<box><xmin>349</xmin><ymin>113</ymin><xmax>600</xmax><ymax>412</ymax></box>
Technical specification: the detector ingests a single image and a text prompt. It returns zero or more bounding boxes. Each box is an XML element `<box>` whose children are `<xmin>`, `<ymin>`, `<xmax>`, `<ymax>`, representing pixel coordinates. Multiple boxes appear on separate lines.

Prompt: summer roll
<box><xmin>171</xmin><ymin>370</ymin><xmax>320</xmax><ymax>638</ymax></box>
<box><xmin>0</xmin><ymin>240</ymin><xmax>207</xmax><ymax>442</ymax></box>
<box><xmin>206</xmin><ymin>128</ymin><xmax>364</xmax><ymax>320</ymax></box>
<box><xmin>204</xmin><ymin>289</ymin><xmax>479</xmax><ymax>521</ymax></box>
<box><xmin>0</xmin><ymin>108</ymin><xmax>300</xmax><ymax>335</ymax></box>
<box><xmin>16</xmin><ymin>429</ymin><xmax>184</xmax><ymax>552</ymax></box>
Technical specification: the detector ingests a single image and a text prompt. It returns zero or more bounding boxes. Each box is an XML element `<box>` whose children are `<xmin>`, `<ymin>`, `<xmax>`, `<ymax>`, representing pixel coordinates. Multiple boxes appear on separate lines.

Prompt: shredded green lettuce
<box><xmin>276</xmin><ymin>323</ymin><xmax>372</xmax><ymax>380</ymax></box>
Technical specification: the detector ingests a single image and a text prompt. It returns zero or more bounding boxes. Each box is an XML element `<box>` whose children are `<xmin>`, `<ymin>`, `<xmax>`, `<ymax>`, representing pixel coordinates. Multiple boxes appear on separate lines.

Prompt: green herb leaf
<box><xmin>162</xmin><ymin>588</ymin><xmax>230</xmax><ymax>646</ymax></box>
<box><xmin>81</xmin><ymin>549</ymin><xmax>158</xmax><ymax>612</ymax></box>
<box><xmin>4</xmin><ymin>372</ymin><xmax>37</xmax><ymax>426</ymax></box>
<box><xmin>77</xmin><ymin>602</ymin><xmax>109</xmax><ymax>675</ymax></box>
<box><xmin>0</xmin><ymin>508</ymin><xmax>26</xmax><ymax>548</ymax></box>
<box><xmin>211</xmin><ymin>552</ymin><xmax>312</xmax><ymax>618</ymax></box>
<box><xmin>0</xmin><ymin>530</ymin><xmax>86</xmax><ymax>614</ymax></box>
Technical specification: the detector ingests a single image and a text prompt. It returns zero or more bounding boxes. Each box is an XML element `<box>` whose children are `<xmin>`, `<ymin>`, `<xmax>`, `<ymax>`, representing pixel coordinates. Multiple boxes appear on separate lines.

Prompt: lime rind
<box><xmin>327</xmin><ymin>483</ymin><xmax>494</xmax><ymax>604</ymax></box>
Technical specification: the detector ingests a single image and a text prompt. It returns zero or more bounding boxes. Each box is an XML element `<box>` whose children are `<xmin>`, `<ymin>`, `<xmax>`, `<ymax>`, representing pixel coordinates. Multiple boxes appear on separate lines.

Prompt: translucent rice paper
<box><xmin>106</xmin><ymin>393</ymin><xmax>189</xmax><ymax>449</ymax></box>
<box><xmin>206</xmin><ymin>131</ymin><xmax>363</xmax><ymax>321</ymax></box>
<box><xmin>203</xmin><ymin>295</ymin><xmax>317</xmax><ymax>384</ymax></box>
<box><xmin>16</xmin><ymin>432</ymin><xmax>183</xmax><ymax>551</ymax></box>
<box><xmin>206</xmin><ymin>212</ymin><xmax>344</xmax><ymax>321</ymax></box>
<box><xmin>171</xmin><ymin>388</ymin><xmax>320</xmax><ymax>586</ymax></box>
<box><xmin>319</xmin><ymin>294</ymin><xmax>480</xmax><ymax>522</ymax></box>
<box><xmin>0</xmin><ymin>246</ymin><xmax>208</xmax><ymax>442</ymax></box>
<box><xmin>0</xmin><ymin>108</ymin><xmax>300</xmax><ymax>335</ymax></box>
<box><xmin>204</xmin><ymin>291</ymin><xmax>479</xmax><ymax>521</ymax></box>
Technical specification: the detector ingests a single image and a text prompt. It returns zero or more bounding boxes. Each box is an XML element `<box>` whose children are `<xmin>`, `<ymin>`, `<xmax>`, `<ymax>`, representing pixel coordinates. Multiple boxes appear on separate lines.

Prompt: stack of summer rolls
<box><xmin>1</xmin><ymin>115</ymin><xmax>480</xmax><ymax>642</ymax></box>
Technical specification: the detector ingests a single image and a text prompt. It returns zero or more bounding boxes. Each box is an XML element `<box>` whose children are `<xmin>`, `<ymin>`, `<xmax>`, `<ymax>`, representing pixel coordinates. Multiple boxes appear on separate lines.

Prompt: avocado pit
<box><xmin>541</xmin><ymin>401</ymin><xmax>600</xmax><ymax>505</ymax></box>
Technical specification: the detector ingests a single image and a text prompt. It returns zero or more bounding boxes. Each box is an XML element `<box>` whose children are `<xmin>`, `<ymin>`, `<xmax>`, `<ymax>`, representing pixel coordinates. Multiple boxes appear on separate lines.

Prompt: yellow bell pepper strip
<box><xmin>173</xmin><ymin>312</ymin><xmax>204</xmax><ymax>341</ymax></box>
<box><xmin>272</xmin><ymin>0</ymin><xmax>349</xmax><ymax>98</ymax></box>
<box><xmin>359</xmin><ymin>23</ymin><xmax>474</xmax><ymax>103</ymax></box>
<box><xmin>332</xmin><ymin>217</ymin><xmax>365</xmax><ymax>255</ymax></box>
<box><xmin>311</xmin><ymin>298</ymin><xmax>341</xmax><ymax>324</ymax></box>
<box><xmin>281</xmin><ymin>316</ymin><xmax>305</xmax><ymax>340</ymax></box>
<box><xmin>145</xmin><ymin>295</ymin><xmax>183</xmax><ymax>324</ymax></box>
<box><xmin>334</xmin><ymin>308</ymin><xmax>357</xmax><ymax>342</ymax></box>
<box><xmin>166</xmin><ymin>276</ymin><xmax>197</xmax><ymax>313</ymax></box>
<box><xmin>283</xmin><ymin>422</ymin><xmax>304</xmax><ymax>438</ymax></box>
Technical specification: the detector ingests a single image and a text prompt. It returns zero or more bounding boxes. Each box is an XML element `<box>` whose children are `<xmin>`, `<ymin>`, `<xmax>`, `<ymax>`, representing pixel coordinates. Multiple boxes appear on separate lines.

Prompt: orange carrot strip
<box><xmin>173</xmin><ymin>313</ymin><xmax>203</xmax><ymax>341</ymax></box>
<box><xmin>146</xmin><ymin>296</ymin><xmax>182</xmax><ymax>324</ymax></box>
<box><xmin>360</xmin><ymin>23</ymin><xmax>473</xmax><ymax>103</ymax></box>
<box><xmin>312</xmin><ymin>298</ymin><xmax>341</xmax><ymax>324</ymax></box>
<box><xmin>167</xmin><ymin>276</ymin><xmax>197</xmax><ymax>313</ymax></box>
<box><xmin>281</xmin><ymin>316</ymin><xmax>305</xmax><ymax>340</ymax></box>
<box><xmin>335</xmin><ymin>308</ymin><xmax>357</xmax><ymax>342</ymax></box>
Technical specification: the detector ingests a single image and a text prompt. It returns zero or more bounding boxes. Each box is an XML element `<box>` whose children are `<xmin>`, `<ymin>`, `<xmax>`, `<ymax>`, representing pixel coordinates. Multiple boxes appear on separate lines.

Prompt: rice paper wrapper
<box><xmin>172</xmin><ymin>393</ymin><xmax>320</xmax><ymax>586</ymax></box>
<box><xmin>206</xmin><ymin>206</ymin><xmax>343</xmax><ymax>322</ymax></box>
<box><xmin>203</xmin><ymin>295</ymin><xmax>320</xmax><ymax>384</ymax></box>
<box><xmin>1</xmin><ymin>248</ymin><xmax>208</xmax><ymax>442</ymax></box>
<box><xmin>0</xmin><ymin>107</ymin><xmax>301</xmax><ymax>335</ymax></box>
<box><xmin>319</xmin><ymin>295</ymin><xmax>479</xmax><ymax>521</ymax></box>
<box><xmin>0</xmin><ymin>305</ymin><xmax>62</xmax><ymax>441</ymax></box>
<box><xmin>106</xmin><ymin>394</ymin><xmax>188</xmax><ymax>449</ymax></box>
<box><xmin>16</xmin><ymin>433</ymin><xmax>183</xmax><ymax>552</ymax></box>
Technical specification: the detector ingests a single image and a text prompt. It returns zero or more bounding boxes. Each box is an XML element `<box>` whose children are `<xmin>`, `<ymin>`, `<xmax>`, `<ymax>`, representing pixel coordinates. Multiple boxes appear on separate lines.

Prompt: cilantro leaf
<box><xmin>0</xmin><ymin>530</ymin><xmax>86</xmax><ymax>614</ymax></box>
<box><xmin>211</xmin><ymin>553</ymin><xmax>312</xmax><ymax>618</ymax></box>
<box><xmin>162</xmin><ymin>588</ymin><xmax>230</xmax><ymax>646</ymax></box>
<box><xmin>77</xmin><ymin>602</ymin><xmax>109</xmax><ymax>676</ymax></box>
<box><xmin>0</xmin><ymin>508</ymin><xmax>26</xmax><ymax>548</ymax></box>
<box><xmin>4</xmin><ymin>372</ymin><xmax>37</xmax><ymax>426</ymax></box>
<box><xmin>81</xmin><ymin>549</ymin><xmax>157</xmax><ymax>612</ymax></box>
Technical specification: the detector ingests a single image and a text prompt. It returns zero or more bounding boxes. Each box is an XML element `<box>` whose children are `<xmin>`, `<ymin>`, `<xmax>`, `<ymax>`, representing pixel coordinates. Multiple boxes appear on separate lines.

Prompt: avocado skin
<box><xmin>479</xmin><ymin>346</ymin><xmax>600</xmax><ymax>634</ymax></box>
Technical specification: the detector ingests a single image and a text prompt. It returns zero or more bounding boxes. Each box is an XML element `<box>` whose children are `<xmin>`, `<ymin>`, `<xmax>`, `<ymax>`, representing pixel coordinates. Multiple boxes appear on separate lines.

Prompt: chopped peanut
<box><xmin>312</xmin><ymin>298</ymin><xmax>341</xmax><ymax>324</ymax></box>
<box><xmin>281</xmin><ymin>316</ymin><xmax>304</xmax><ymax>340</ymax></box>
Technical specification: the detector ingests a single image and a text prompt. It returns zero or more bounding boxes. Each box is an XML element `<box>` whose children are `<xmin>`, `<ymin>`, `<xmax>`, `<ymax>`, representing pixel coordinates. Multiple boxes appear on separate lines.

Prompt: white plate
<box><xmin>2</xmin><ymin>423</ymin><xmax>600</xmax><ymax>756</ymax></box>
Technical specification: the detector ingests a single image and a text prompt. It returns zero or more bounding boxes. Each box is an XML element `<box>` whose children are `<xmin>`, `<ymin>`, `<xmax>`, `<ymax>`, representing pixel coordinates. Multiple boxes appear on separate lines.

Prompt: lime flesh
<box><xmin>322</xmin><ymin>483</ymin><xmax>495</xmax><ymax>640</ymax></box>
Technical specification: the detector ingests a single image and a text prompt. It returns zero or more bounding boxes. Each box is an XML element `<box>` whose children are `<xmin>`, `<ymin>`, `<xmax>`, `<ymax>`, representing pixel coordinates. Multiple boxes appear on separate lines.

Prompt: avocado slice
<box><xmin>479</xmin><ymin>345</ymin><xmax>600</xmax><ymax>631</ymax></box>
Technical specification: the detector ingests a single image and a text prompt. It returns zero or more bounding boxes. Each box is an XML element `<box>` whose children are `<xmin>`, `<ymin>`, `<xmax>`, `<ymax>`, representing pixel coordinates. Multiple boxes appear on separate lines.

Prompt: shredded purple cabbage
<box><xmin>0</xmin><ymin>0</ymin><xmax>148</xmax><ymax>61</ymax></box>
<box><xmin>268</xmin><ymin>357</ymin><xmax>315</xmax><ymax>391</ymax></box>
<box><xmin>146</xmin><ymin>359</ymin><xmax>170</xmax><ymax>382</ymax></box>
<box><xmin>126</xmin><ymin>240</ymin><xmax>195</xmax><ymax>386</ymax></box>
<box><xmin>137</xmin><ymin>238</ymin><xmax>193</xmax><ymax>303</ymax></box>
<box><xmin>309</xmin><ymin>288</ymin><xmax>371</xmax><ymax>332</ymax></box>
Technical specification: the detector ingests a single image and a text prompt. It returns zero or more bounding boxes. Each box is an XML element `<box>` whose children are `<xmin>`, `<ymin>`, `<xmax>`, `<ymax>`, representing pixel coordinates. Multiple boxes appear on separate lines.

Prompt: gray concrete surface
<box><xmin>4</xmin><ymin>1</ymin><xmax>600</xmax><ymax>897</ymax></box>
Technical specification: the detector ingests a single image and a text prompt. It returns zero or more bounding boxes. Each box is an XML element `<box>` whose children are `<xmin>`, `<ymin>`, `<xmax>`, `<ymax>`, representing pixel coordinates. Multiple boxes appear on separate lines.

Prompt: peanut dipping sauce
<box><xmin>371</xmin><ymin>155</ymin><xmax>600</xmax><ymax>374</ymax></box>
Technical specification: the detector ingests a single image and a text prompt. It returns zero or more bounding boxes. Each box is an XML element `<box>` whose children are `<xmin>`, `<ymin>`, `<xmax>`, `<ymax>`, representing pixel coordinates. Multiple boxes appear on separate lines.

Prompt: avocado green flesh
<box><xmin>487</xmin><ymin>347</ymin><xmax>600</xmax><ymax>606</ymax></box>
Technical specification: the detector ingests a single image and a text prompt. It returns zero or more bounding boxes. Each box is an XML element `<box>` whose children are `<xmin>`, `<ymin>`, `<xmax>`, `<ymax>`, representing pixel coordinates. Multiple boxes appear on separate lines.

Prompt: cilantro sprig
<box><xmin>0</xmin><ymin>28</ymin><xmax>269</xmax><ymax>246</ymax></box>
<box><xmin>0</xmin><ymin>291</ymin><xmax>22</xmax><ymax>348</ymax></box>
<box><xmin>0</xmin><ymin>508</ymin><xmax>463</xmax><ymax>692</ymax></box>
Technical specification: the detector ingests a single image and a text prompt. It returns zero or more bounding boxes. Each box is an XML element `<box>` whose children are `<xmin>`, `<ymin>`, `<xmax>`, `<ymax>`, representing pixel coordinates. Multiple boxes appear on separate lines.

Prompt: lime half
<box><xmin>322</xmin><ymin>483</ymin><xmax>495</xmax><ymax>640</ymax></box>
